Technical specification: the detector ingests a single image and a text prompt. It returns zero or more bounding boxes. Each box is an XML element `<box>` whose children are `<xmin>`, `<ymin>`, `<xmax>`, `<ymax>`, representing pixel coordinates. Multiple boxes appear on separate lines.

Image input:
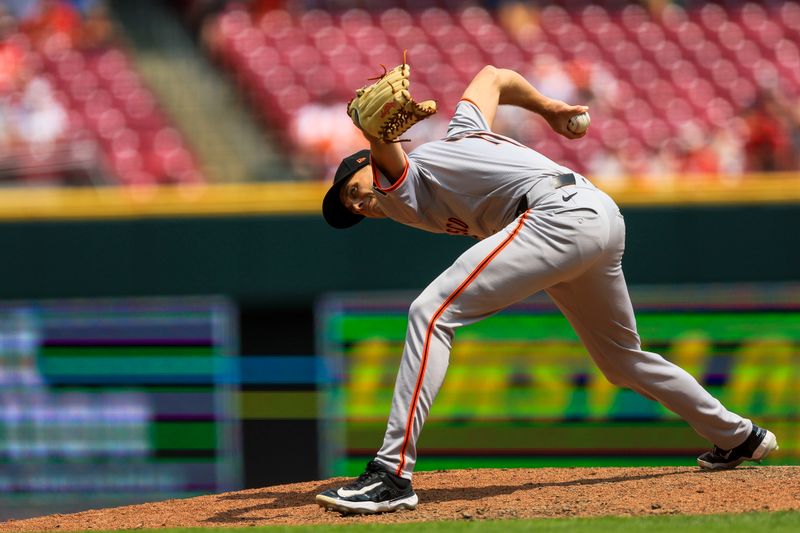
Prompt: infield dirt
<box><xmin>1</xmin><ymin>466</ymin><xmax>798</xmax><ymax>531</ymax></box>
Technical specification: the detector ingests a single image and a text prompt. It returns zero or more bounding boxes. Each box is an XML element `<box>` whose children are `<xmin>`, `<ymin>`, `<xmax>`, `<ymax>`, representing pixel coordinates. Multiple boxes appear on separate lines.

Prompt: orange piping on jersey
<box><xmin>371</xmin><ymin>154</ymin><xmax>409</xmax><ymax>193</ymax></box>
<box><xmin>395</xmin><ymin>210</ymin><xmax>531</xmax><ymax>476</ymax></box>
<box><xmin>459</xmin><ymin>97</ymin><xmax>482</xmax><ymax>113</ymax></box>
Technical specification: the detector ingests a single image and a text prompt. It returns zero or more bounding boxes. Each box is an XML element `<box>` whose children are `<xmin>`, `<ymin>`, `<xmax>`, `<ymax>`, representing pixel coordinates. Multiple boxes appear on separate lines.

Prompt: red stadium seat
<box><xmin>124</xmin><ymin>89</ymin><xmax>161</xmax><ymax>130</ymax></box>
<box><xmin>220</xmin><ymin>8</ymin><xmax>252</xmax><ymax>37</ymax></box>
<box><xmin>487</xmin><ymin>42</ymin><xmax>524</xmax><ymax>71</ymax></box>
<box><xmin>592</xmin><ymin>22</ymin><xmax>626</xmax><ymax>53</ymax></box>
<box><xmin>0</xmin><ymin>18</ymin><xmax>207</xmax><ymax>185</ymax></box>
<box><xmin>640</xmin><ymin>117</ymin><xmax>673</xmax><ymax>150</ymax></box>
<box><xmin>299</xmin><ymin>9</ymin><xmax>333</xmax><ymax>35</ymax></box>
<box><xmin>430</xmin><ymin>24</ymin><xmax>468</xmax><ymax>51</ymax></box>
<box><xmin>675</xmin><ymin>21</ymin><xmax>706</xmax><ymax>53</ymax></box>
<box><xmin>339</xmin><ymin>9</ymin><xmax>374</xmax><ymax>34</ymax></box>
<box><xmin>313</xmin><ymin>26</ymin><xmax>348</xmax><ymax>55</ymax></box>
<box><xmin>447</xmin><ymin>42</ymin><xmax>484</xmax><ymax>80</ymax></box>
<box><xmin>110</xmin><ymin>128</ymin><xmax>140</xmax><ymax>153</ymax></box>
<box><xmin>458</xmin><ymin>5</ymin><xmax>494</xmax><ymax>35</ymax></box>
<box><xmin>651</xmin><ymin>40</ymin><xmax>683</xmax><ymax>71</ymax></box>
<box><xmin>580</xmin><ymin>4</ymin><xmax>610</xmax><ymax>29</ymax></box>
<box><xmin>634</xmin><ymin>22</ymin><xmax>667</xmax><ymax>54</ymax></box>
<box><xmin>257</xmin><ymin>9</ymin><xmax>289</xmax><ymax>37</ymax></box>
<box><xmin>698</xmin><ymin>3</ymin><xmax>729</xmax><ymax>33</ymax></box>
<box><xmin>726</xmin><ymin>77</ymin><xmax>757</xmax><ymax>108</ymax></box>
<box><xmin>538</xmin><ymin>5</ymin><xmax>570</xmax><ymax>33</ymax></box>
<box><xmin>204</xmin><ymin>1</ymin><xmax>800</xmax><ymax>179</ymax></box>
<box><xmin>418</xmin><ymin>7</ymin><xmax>454</xmax><ymax>36</ymax></box>
<box><xmin>628</xmin><ymin>60</ymin><xmax>659</xmax><ymax>90</ymax></box>
<box><xmin>232</xmin><ymin>27</ymin><xmax>265</xmax><ymax>59</ymax></box>
<box><xmin>68</xmin><ymin>71</ymin><xmax>99</xmax><ymax>103</ymax></box>
<box><xmin>690</xmin><ymin>40</ymin><xmax>721</xmax><ymax>75</ymax></box>
<box><xmin>54</xmin><ymin>50</ymin><xmax>86</xmax><ymax>82</ymax></box>
<box><xmin>379</xmin><ymin>8</ymin><xmax>412</xmax><ymax>34</ymax></box>
<box><xmin>407</xmin><ymin>43</ymin><xmax>441</xmax><ymax>74</ymax></box>
<box><xmin>781</xmin><ymin>2</ymin><xmax>800</xmax><ymax>34</ymax></box>
<box><xmin>714</xmin><ymin>21</ymin><xmax>746</xmax><ymax>52</ymax></box>
<box><xmin>286</xmin><ymin>44</ymin><xmax>321</xmax><ymax>73</ymax></box>
<box><xmin>302</xmin><ymin>64</ymin><xmax>337</xmax><ymax>99</ymax></box>
<box><xmin>659</xmin><ymin>3</ymin><xmax>688</xmax><ymax>37</ymax></box>
<box><xmin>685</xmin><ymin>78</ymin><xmax>716</xmax><ymax>111</ymax></box>
<box><xmin>364</xmin><ymin>43</ymin><xmax>399</xmax><ymax>69</ymax></box>
<box><xmin>95</xmin><ymin>108</ymin><xmax>126</xmax><ymax>141</ymax></box>
<box><xmin>350</xmin><ymin>26</ymin><xmax>389</xmax><ymax>50</ymax></box>
<box><xmin>83</xmin><ymin>89</ymin><xmax>112</xmax><ymax>123</ymax></box>
<box><xmin>619</xmin><ymin>4</ymin><xmax>651</xmax><ymax>36</ymax></box>
<box><xmin>663</xmin><ymin>98</ymin><xmax>695</xmax><ymax>130</ymax></box>
<box><xmin>94</xmin><ymin>49</ymin><xmax>128</xmax><ymax>81</ymax></box>
<box><xmin>705</xmin><ymin>96</ymin><xmax>736</xmax><ymax>128</ymax></box>
<box><xmin>570</xmin><ymin>41</ymin><xmax>603</xmax><ymax>62</ymax></box>
<box><xmin>109</xmin><ymin>69</ymin><xmax>142</xmax><ymax>102</ymax></box>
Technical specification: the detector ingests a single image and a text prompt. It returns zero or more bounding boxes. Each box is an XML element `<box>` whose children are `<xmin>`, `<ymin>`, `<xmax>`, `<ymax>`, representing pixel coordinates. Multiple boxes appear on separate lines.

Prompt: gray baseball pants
<box><xmin>375</xmin><ymin>178</ymin><xmax>752</xmax><ymax>479</ymax></box>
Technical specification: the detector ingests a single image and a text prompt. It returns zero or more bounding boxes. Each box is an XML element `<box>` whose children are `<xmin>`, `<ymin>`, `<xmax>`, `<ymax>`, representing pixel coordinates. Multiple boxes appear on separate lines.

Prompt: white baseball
<box><xmin>567</xmin><ymin>112</ymin><xmax>590</xmax><ymax>134</ymax></box>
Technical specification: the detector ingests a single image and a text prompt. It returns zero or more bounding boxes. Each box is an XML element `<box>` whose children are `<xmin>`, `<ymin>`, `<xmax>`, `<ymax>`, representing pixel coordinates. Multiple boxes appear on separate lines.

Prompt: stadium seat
<box><xmin>205</xmin><ymin>1</ymin><xmax>800</xmax><ymax>179</ymax></box>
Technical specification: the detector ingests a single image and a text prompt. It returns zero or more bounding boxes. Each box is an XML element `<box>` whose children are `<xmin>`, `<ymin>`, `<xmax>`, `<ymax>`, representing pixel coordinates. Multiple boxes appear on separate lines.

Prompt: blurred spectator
<box><xmin>678</xmin><ymin>122</ymin><xmax>719</xmax><ymax>175</ymax></box>
<box><xmin>496</xmin><ymin>1</ymin><xmax>540</xmax><ymax>45</ymax></box>
<box><xmin>202</xmin><ymin>0</ymin><xmax>800</xmax><ymax>182</ymax></box>
<box><xmin>742</xmin><ymin>94</ymin><xmax>793</xmax><ymax>172</ymax></box>
<box><xmin>711</xmin><ymin>127</ymin><xmax>746</xmax><ymax>177</ymax></box>
<box><xmin>289</xmin><ymin>102</ymin><xmax>365</xmax><ymax>171</ymax></box>
<box><xmin>76</xmin><ymin>1</ymin><xmax>114</xmax><ymax>50</ymax></box>
<box><xmin>0</xmin><ymin>6</ymin><xmax>25</xmax><ymax>94</ymax></box>
<box><xmin>566</xmin><ymin>58</ymin><xmax>597</xmax><ymax>105</ymax></box>
<box><xmin>0</xmin><ymin>73</ymin><xmax>69</xmax><ymax>175</ymax></box>
<box><xmin>0</xmin><ymin>0</ymin><xmax>202</xmax><ymax>185</ymax></box>
<box><xmin>13</xmin><ymin>76</ymin><xmax>68</xmax><ymax>147</ymax></box>
<box><xmin>21</xmin><ymin>0</ymin><xmax>82</xmax><ymax>50</ymax></box>
<box><xmin>526</xmin><ymin>54</ymin><xmax>576</xmax><ymax>105</ymax></box>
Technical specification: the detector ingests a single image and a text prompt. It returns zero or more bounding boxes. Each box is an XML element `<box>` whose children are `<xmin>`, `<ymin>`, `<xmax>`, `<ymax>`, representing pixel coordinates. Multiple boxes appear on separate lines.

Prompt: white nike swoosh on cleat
<box><xmin>337</xmin><ymin>481</ymin><xmax>382</xmax><ymax>498</ymax></box>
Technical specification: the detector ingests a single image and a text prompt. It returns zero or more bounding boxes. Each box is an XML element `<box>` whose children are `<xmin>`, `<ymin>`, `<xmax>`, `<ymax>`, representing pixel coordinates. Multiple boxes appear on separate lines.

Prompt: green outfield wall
<box><xmin>0</xmin><ymin>204</ymin><xmax>798</xmax><ymax>302</ymax></box>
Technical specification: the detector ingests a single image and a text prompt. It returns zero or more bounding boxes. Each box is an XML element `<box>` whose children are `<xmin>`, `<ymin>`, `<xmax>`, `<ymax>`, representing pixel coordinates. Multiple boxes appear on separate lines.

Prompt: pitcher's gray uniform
<box><xmin>369</xmin><ymin>100</ymin><xmax>752</xmax><ymax>478</ymax></box>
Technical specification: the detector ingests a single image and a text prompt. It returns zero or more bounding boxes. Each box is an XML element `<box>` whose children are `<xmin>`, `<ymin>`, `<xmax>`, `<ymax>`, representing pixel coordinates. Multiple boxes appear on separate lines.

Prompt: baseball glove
<box><xmin>347</xmin><ymin>57</ymin><xmax>437</xmax><ymax>142</ymax></box>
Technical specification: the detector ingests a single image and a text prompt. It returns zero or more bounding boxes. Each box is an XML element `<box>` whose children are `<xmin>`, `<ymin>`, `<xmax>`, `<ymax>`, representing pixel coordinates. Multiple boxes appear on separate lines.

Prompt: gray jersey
<box><xmin>372</xmin><ymin>101</ymin><xmax>573</xmax><ymax>239</ymax></box>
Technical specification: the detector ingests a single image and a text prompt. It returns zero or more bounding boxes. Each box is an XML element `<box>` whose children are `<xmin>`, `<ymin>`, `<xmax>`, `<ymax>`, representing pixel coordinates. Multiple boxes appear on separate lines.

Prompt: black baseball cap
<box><xmin>322</xmin><ymin>149</ymin><xmax>371</xmax><ymax>229</ymax></box>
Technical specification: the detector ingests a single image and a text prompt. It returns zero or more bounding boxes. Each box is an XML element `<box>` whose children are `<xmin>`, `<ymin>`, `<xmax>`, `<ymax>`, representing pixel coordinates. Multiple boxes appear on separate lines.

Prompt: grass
<box><xmin>81</xmin><ymin>511</ymin><xmax>799</xmax><ymax>533</ymax></box>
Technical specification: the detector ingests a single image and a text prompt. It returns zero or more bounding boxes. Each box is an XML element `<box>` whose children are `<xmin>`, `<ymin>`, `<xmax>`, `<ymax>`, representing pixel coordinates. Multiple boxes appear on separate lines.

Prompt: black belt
<box><xmin>515</xmin><ymin>173</ymin><xmax>576</xmax><ymax>216</ymax></box>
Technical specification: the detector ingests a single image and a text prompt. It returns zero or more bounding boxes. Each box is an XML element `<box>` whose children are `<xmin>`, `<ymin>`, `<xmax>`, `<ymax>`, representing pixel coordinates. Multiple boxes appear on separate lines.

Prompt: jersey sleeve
<box><xmin>445</xmin><ymin>99</ymin><xmax>491</xmax><ymax>137</ymax></box>
<box><xmin>370</xmin><ymin>154</ymin><xmax>422</xmax><ymax>217</ymax></box>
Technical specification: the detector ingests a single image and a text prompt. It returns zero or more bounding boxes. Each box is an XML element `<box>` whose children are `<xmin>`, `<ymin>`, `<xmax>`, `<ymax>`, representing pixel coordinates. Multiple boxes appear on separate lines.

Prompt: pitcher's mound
<box><xmin>2</xmin><ymin>467</ymin><xmax>799</xmax><ymax>531</ymax></box>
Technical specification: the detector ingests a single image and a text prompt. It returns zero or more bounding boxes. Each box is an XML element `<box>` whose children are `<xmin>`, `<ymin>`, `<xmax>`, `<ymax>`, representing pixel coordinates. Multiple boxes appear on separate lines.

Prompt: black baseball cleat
<box><xmin>316</xmin><ymin>460</ymin><xmax>418</xmax><ymax>514</ymax></box>
<box><xmin>697</xmin><ymin>424</ymin><xmax>779</xmax><ymax>470</ymax></box>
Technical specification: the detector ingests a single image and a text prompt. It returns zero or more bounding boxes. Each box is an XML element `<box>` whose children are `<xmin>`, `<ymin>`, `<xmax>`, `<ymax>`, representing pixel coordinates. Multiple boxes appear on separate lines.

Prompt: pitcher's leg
<box><xmin>546</xmin><ymin>215</ymin><xmax>751</xmax><ymax>449</ymax></box>
<box><xmin>377</xmin><ymin>208</ymin><xmax>608</xmax><ymax>478</ymax></box>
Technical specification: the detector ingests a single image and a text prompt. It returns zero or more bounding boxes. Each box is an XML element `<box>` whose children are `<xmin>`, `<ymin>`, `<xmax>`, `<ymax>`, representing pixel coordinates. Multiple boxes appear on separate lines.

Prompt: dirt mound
<box><xmin>1</xmin><ymin>467</ymin><xmax>798</xmax><ymax>531</ymax></box>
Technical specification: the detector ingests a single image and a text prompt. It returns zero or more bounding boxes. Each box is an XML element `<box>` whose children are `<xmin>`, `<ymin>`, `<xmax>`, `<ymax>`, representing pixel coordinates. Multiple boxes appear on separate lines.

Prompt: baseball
<box><xmin>567</xmin><ymin>112</ymin><xmax>591</xmax><ymax>134</ymax></box>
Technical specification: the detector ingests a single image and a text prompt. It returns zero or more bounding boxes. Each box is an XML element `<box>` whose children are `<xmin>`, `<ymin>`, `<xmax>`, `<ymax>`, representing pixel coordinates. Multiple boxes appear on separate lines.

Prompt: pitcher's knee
<box><xmin>408</xmin><ymin>292</ymin><xmax>442</xmax><ymax>327</ymax></box>
<box><xmin>600</xmin><ymin>370</ymin><xmax>630</xmax><ymax>388</ymax></box>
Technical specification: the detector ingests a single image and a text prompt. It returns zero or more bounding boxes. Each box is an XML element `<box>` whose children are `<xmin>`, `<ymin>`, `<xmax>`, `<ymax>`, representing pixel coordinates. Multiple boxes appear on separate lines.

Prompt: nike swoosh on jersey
<box><xmin>337</xmin><ymin>481</ymin><xmax>382</xmax><ymax>498</ymax></box>
<box><xmin>562</xmin><ymin>191</ymin><xmax>578</xmax><ymax>202</ymax></box>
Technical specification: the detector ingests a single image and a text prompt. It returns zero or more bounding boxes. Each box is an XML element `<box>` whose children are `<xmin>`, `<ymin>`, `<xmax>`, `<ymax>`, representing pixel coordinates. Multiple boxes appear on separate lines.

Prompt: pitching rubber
<box><xmin>315</xmin><ymin>493</ymin><xmax>418</xmax><ymax>514</ymax></box>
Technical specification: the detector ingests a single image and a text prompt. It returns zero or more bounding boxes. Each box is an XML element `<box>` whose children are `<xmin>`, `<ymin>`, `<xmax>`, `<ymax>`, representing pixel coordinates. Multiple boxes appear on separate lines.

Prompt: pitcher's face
<box><xmin>339</xmin><ymin>166</ymin><xmax>386</xmax><ymax>219</ymax></box>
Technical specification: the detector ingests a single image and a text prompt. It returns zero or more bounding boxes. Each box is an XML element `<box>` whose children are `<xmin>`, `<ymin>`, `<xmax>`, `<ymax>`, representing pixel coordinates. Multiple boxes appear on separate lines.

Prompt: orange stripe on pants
<box><xmin>395</xmin><ymin>211</ymin><xmax>530</xmax><ymax>476</ymax></box>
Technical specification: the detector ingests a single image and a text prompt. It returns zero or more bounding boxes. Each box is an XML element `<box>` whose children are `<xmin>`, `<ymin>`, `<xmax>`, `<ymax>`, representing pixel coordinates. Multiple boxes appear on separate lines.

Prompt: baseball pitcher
<box><xmin>316</xmin><ymin>61</ymin><xmax>779</xmax><ymax>515</ymax></box>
